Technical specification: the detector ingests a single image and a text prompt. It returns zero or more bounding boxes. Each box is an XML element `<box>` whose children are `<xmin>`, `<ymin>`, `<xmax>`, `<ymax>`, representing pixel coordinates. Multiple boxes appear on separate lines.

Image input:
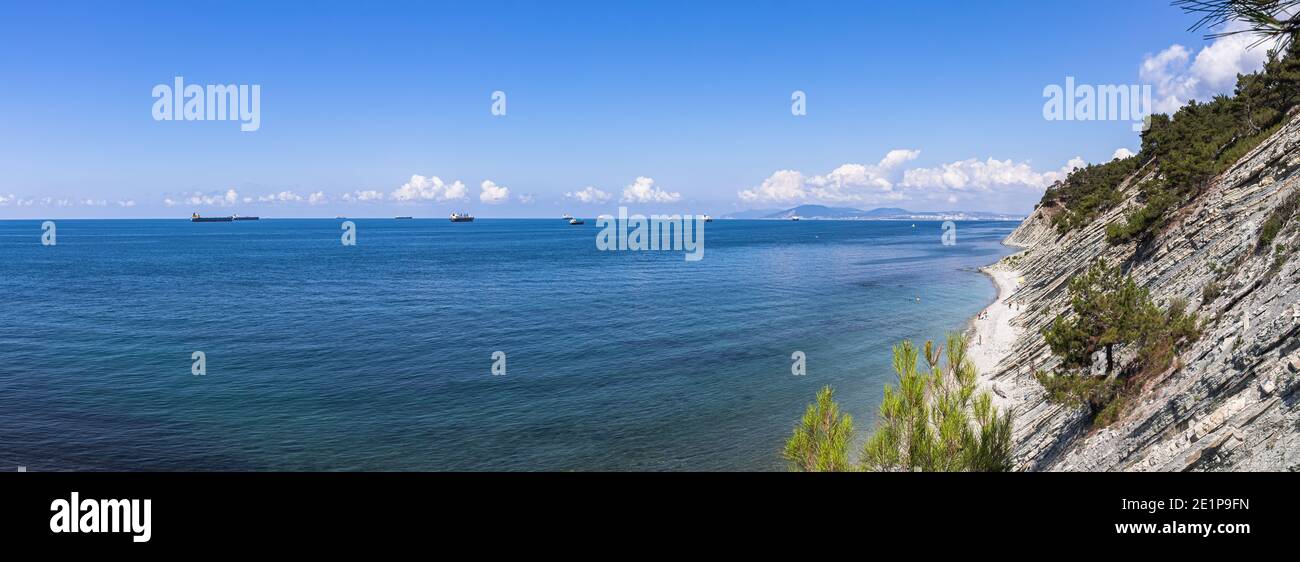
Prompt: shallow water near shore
<box><xmin>0</xmin><ymin>218</ymin><xmax>1017</xmax><ymax>470</ymax></box>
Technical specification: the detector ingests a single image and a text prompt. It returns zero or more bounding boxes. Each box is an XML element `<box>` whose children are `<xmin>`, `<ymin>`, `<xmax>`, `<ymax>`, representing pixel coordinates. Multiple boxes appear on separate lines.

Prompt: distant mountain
<box><xmin>746</xmin><ymin>204</ymin><xmax>1022</xmax><ymax>221</ymax></box>
<box><xmin>719</xmin><ymin>208</ymin><xmax>783</xmax><ymax>219</ymax></box>
<box><xmin>764</xmin><ymin>205</ymin><xmax>872</xmax><ymax>219</ymax></box>
<box><xmin>858</xmin><ymin>207</ymin><xmax>912</xmax><ymax>217</ymax></box>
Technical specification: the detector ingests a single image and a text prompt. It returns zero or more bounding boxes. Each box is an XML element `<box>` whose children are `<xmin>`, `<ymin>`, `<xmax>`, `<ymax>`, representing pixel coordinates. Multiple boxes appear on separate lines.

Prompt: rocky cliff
<box><xmin>987</xmin><ymin>111</ymin><xmax>1300</xmax><ymax>471</ymax></box>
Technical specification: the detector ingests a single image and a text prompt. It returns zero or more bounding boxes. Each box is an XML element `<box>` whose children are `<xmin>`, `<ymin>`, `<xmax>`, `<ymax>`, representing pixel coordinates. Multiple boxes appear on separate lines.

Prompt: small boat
<box><xmin>450</xmin><ymin>212</ymin><xmax>475</xmax><ymax>223</ymax></box>
<box><xmin>191</xmin><ymin>212</ymin><xmax>232</xmax><ymax>222</ymax></box>
<box><xmin>703</xmin><ymin>214</ymin><xmax>713</xmax><ymax>222</ymax></box>
<box><xmin>335</xmin><ymin>216</ymin><xmax>346</xmax><ymax>220</ymax></box>
<box><xmin>395</xmin><ymin>216</ymin><xmax>414</xmax><ymax>220</ymax></box>
<box><xmin>790</xmin><ymin>215</ymin><xmax>801</xmax><ymax>221</ymax></box>
<box><xmin>568</xmin><ymin>218</ymin><xmax>585</xmax><ymax>225</ymax></box>
<box><xmin>561</xmin><ymin>213</ymin><xmax>573</xmax><ymax>220</ymax></box>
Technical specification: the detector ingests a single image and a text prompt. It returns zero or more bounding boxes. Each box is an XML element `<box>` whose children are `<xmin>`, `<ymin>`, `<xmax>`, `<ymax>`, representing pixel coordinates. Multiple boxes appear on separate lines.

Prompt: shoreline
<box><xmin>965</xmin><ymin>262</ymin><xmax>1023</xmax><ymax>410</ymax></box>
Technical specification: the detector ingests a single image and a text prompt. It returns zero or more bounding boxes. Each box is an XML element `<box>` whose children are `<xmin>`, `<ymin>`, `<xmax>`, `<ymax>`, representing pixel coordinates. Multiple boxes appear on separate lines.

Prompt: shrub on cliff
<box><xmin>1042</xmin><ymin>260</ymin><xmax>1157</xmax><ymax>375</ymax></box>
<box><xmin>1034</xmin><ymin>370</ymin><xmax>1123</xmax><ymax>418</ymax></box>
<box><xmin>1039</xmin><ymin>262</ymin><xmax>1200</xmax><ymax>425</ymax></box>
<box><xmin>1258</xmin><ymin>188</ymin><xmax>1300</xmax><ymax>252</ymax></box>
<box><xmin>1141</xmin><ymin>297</ymin><xmax>1201</xmax><ymax>371</ymax></box>
<box><xmin>1201</xmin><ymin>280</ymin><xmax>1224</xmax><ymax>303</ymax></box>
<box><xmin>783</xmin><ymin>335</ymin><xmax>1013</xmax><ymax>472</ymax></box>
<box><xmin>1043</xmin><ymin>156</ymin><xmax>1139</xmax><ymax>234</ymax></box>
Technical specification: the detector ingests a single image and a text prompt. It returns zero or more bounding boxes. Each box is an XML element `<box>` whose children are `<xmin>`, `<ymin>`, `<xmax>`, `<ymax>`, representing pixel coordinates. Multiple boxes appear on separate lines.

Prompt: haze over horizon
<box><xmin>0</xmin><ymin>0</ymin><xmax>1276</xmax><ymax>218</ymax></box>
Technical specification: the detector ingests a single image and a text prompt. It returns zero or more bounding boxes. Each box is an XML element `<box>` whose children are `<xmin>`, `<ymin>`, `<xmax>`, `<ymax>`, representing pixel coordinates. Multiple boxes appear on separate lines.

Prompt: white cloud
<box><xmin>901</xmin><ymin>156</ymin><xmax>1083</xmax><ymax>192</ymax></box>
<box><xmin>620</xmin><ymin>176</ymin><xmax>681</xmax><ymax>203</ymax></box>
<box><xmin>1140</xmin><ymin>22</ymin><xmax>1271</xmax><ymax>114</ymax></box>
<box><xmin>479</xmin><ymin>180</ymin><xmax>510</xmax><ymax>204</ymax></box>
<box><xmin>1112</xmin><ymin>147</ymin><xmax>1136</xmax><ymax>160</ymax></box>
<box><xmin>739</xmin><ymin>150</ymin><xmax>1087</xmax><ymax>210</ymax></box>
<box><xmin>391</xmin><ymin>174</ymin><xmax>468</xmax><ymax>202</ymax></box>
<box><xmin>739</xmin><ymin>149</ymin><xmax>920</xmax><ymax>203</ymax></box>
<box><xmin>81</xmin><ymin>199</ymin><xmax>107</xmax><ymax>206</ymax></box>
<box><xmin>878</xmin><ymin>148</ymin><xmax>924</xmax><ymax>170</ymax></box>
<box><xmin>1140</xmin><ymin>44</ymin><xmax>1193</xmax><ymax>115</ymax></box>
<box><xmin>160</xmin><ymin>189</ymin><xmax>333</xmax><ymax>207</ymax></box>
<box><xmin>517</xmin><ymin>193</ymin><xmax>536</xmax><ymax>204</ymax></box>
<box><xmin>259</xmin><ymin>191</ymin><xmax>304</xmax><ymax>203</ymax></box>
<box><xmin>565</xmin><ymin>186</ymin><xmax>612</xmax><ymax>203</ymax></box>
<box><xmin>117</xmin><ymin>200</ymin><xmax>136</xmax><ymax>207</ymax></box>
<box><xmin>0</xmin><ymin>196</ymin><xmax>77</xmax><ymax>208</ymax></box>
<box><xmin>165</xmin><ymin>189</ymin><xmax>240</xmax><ymax>207</ymax></box>
<box><xmin>738</xmin><ymin>169</ymin><xmax>807</xmax><ymax>203</ymax></box>
<box><xmin>342</xmin><ymin>190</ymin><xmax>385</xmax><ymax>202</ymax></box>
<box><xmin>810</xmin><ymin>164</ymin><xmax>891</xmax><ymax>191</ymax></box>
<box><xmin>443</xmin><ymin>180</ymin><xmax>468</xmax><ymax>200</ymax></box>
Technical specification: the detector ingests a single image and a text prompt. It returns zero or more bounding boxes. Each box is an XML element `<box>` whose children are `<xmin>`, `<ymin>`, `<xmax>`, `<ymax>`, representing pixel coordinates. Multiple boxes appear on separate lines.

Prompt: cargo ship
<box><xmin>449</xmin><ymin>212</ymin><xmax>474</xmax><ymax>222</ymax></box>
<box><xmin>191</xmin><ymin>213</ymin><xmax>233</xmax><ymax>222</ymax></box>
<box><xmin>232</xmin><ymin>214</ymin><xmax>259</xmax><ymax>221</ymax></box>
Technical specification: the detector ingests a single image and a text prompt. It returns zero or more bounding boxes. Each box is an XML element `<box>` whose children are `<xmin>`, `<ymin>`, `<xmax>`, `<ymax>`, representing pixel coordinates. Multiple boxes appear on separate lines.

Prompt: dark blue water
<box><xmin>0</xmin><ymin>219</ymin><xmax>1015</xmax><ymax>471</ymax></box>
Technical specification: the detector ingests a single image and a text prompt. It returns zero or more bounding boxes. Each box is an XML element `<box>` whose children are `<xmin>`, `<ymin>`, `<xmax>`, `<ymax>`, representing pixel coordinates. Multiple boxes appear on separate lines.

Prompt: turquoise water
<box><xmin>0</xmin><ymin>219</ymin><xmax>1015</xmax><ymax>470</ymax></box>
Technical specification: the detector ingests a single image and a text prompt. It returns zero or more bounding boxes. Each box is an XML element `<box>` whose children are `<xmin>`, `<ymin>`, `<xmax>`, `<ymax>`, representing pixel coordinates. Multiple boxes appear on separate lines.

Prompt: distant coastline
<box><xmin>722</xmin><ymin>204</ymin><xmax>1024</xmax><ymax>221</ymax></box>
<box><xmin>0</xmin><ymin>215</ymin><xmax>1029</xmax><ymax>222</ymax></box>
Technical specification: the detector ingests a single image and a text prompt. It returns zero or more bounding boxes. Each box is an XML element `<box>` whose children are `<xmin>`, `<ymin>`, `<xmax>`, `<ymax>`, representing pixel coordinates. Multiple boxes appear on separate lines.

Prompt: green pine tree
<box><xmin>1038</xmin><ymin>261</ymin><xmax>1201</xmax><ymax>425</ymax></box>
<box><xmin>1042</xmin><ymin>260</ymin><xmax>1158</xmax><ymax>377</ymax></box>
<box><xmin>783</xmin><ymin>335</ymin><xmax>1013</xmax><ymax>472</ymax></box>
<box><xmin>860</xmin><ymin>334</ymin><xmax>1013</xmax><ymax>472</ymax></box>
<box><xmin>782</xmin><ymin>385</ymin><xmax>855</xmax><ymax>472</ymax></box>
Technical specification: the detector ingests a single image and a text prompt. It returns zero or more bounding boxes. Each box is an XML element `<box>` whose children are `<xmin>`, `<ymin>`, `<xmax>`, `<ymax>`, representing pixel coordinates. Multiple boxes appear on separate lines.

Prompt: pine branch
<box><xmin>1174</xmin><ymin>0</ymin><xmax>1300</xmax><ymax>50</ymax></box>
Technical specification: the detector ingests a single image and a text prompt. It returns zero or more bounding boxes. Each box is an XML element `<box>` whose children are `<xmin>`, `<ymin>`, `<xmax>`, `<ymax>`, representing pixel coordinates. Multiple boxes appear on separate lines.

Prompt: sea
<box><xmin>0</xmin><ymin>218</ymin><xmax>1017</xmax><ymax>471</ymax></box>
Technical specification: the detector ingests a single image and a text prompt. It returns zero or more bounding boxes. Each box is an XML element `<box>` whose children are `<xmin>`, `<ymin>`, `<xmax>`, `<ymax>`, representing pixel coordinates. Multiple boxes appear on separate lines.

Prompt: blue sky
<box><xmin>0</xmin><ymin>0</ymin><xmax>1273</xmax><ymax>217</ymax></box>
